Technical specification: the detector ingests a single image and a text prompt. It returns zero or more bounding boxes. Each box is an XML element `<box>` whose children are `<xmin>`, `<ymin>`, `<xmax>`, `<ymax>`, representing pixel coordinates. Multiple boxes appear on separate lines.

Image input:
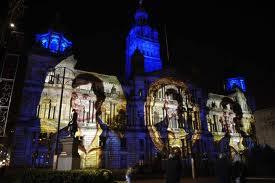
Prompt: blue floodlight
<box><xmin>36</xmin><ymin>31</ymin><xmax>72</xmax><ymax>53</ymax></box>
<box><xmin>226</xmin><ymin>77</ymin><xmax>246</xmax><ymax>92</ymax></box>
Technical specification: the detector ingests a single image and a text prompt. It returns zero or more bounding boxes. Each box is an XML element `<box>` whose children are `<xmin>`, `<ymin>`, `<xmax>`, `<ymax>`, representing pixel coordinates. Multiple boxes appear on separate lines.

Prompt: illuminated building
<box><xmin>125</xmin><ymin>2</ymin><xmax>162</xmax><ymax>79</ymax></box>
<box><xmin>12</xmin><ymin>2</ymin><xmax>256</xmax><ymax>170</ymax></box>
<box><xmin>226</xmin><ymin>77</ymin><xmax>246</xmax><ymax>92</ymax></box>
<box><xmin>255</xmin><ymin>107</ymin><xmax>275</xmax><ymax>149</ymax></box>
<box><xmin>36</xmin><ymin>30</ymin><xmax>72</xmax><ymax>54</ymax></box>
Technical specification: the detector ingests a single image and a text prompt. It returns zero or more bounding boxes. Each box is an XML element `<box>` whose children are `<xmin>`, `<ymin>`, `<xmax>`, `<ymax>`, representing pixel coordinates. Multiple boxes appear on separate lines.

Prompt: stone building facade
<box><xmin>12</xmin><ymin>4</ymin><xmax>256</xmax><ymax>169</ymax></box>
<box><xmin>254</xmin><ymin>107</ymin><xmax>275</xmax><ymax>149</ymax></box>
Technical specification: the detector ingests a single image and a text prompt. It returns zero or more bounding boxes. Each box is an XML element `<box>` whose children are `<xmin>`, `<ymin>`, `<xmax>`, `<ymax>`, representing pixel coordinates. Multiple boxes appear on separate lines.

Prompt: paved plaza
<box><xmin>115</xmin><ymin>177</ymin><xmax>275</xmax><ymax>183</ymax></box>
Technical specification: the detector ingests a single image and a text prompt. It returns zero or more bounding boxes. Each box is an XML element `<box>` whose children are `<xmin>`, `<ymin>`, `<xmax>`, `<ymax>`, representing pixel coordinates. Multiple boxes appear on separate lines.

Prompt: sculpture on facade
<box><xmin>68</xmin><ymin>109</ymin><xmax>78</xmax><ymax>137</ymax></box>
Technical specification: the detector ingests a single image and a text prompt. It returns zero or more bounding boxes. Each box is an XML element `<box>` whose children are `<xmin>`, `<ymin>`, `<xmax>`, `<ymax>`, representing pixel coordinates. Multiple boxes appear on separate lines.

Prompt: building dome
<box><xmin>35</xmin><ymin>30</ymin><xmax>72</xmax><ymax>54</ymax></box>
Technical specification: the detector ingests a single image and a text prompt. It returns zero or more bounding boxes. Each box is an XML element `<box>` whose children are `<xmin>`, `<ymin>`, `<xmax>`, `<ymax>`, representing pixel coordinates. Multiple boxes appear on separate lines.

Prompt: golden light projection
<box><xmin>72</xmin><ymin>72</ymin><xmax>126</xmax><ymax>168</ymax></box>
<box><xmin>206</xmin><ymin>89</ymin><xmax>256</xmax><ymax>154</ymax></box>
<box><xmin>146</xmin><ymin>77</ymin><xmax>201</xmax><ymax>156</ymax></box>
<box><xmin>38</xmin><ymin>68</ymin><xmax>127</xmax><ymax>168</ymax></box>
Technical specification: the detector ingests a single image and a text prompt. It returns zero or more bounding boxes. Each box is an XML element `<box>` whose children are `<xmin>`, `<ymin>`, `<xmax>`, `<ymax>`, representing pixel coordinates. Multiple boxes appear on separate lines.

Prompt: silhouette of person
<box><xmin>215</xmin><ymin>153</ymin><xmax>231</xmax><ymax>183</ymax></box>
<box><xmin>232</xmin><ymin>154</ymin><xmax>246</xmax><ymax>183</ymax></box>
<box><xmin>69</xmin><ymin>109</ymin><xmax>78</xmax><ymax>137</ymax></box>
<box><xmin>125</xmin><ymin>167</ymin><xmax>134</xmax><ymax>183</ymax></box>
<box><xmin>166</xmin><ymin>152</ymin><xmax>182</xmax><ymax>183</ymax></box>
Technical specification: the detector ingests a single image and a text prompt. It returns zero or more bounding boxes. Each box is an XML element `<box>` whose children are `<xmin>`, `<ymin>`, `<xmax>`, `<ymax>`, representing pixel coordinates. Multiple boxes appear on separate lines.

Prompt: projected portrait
<box><xmin>146</xmin><ymin>78</ymin><xmax>201</xmax><ymax>157</ymax></box>
<box><xmin>71</xmin><ymin>72</ymin><xmax>127</xmax><ymax>167</ymax></box>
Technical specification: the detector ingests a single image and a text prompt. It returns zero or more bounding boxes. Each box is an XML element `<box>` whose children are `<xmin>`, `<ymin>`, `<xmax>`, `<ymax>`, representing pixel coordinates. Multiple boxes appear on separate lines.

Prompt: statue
<box><xmin>68</xmin><ymin>109</ymin><xmax>78</xmax><ymax>137</ymax></box>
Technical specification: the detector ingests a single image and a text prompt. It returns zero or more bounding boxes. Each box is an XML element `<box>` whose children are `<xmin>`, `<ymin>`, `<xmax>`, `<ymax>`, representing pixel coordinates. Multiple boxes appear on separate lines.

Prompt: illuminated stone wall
<box><xmin>144</xmin><ymin>77</ymin><xmax>207</xmax><ymax>158</ymax></box>
<box><xmin>38</xmin><ymin>56</ymin><xmax>76</xmax><ymax>133</ymax></box>
<box><xmin>37</xmin><ymin>56</ymin><xmax>128</xmax><ymax>168</ymax></box>
<box><xmin>17</xmin><ymin>51</ymin><xmax>257</xmax><ymax>168</ymax></box>
<box><xmin>255</xmin><ymin>107</ymin><xmax>275</xmax><ymax>149</ymax></box>
<box><xmin>13</xmin><ymin>50</ymin><xmax>62</xmax><ymax>167</ymax></box>
<box><xmin>13</xmin><ymin>2</ymin><xmax>257</xmax><ymax>169</ymax></box>
<box><xmin>206</xmin><ymin>88</ymin><xmax>256</xmax><ymax>156</ymax></box>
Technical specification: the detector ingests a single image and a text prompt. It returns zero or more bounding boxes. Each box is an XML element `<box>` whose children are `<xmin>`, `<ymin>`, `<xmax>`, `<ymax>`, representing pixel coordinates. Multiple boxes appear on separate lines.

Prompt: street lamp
<box><xmin>9</xmin><ymin>23</ymin><xmax>15</xmax><ymax>28</ymax></box>
<box><xmin>47</xmin><ymin>66</ymin><xmax>75</xmax><ymax>170</ymax></box>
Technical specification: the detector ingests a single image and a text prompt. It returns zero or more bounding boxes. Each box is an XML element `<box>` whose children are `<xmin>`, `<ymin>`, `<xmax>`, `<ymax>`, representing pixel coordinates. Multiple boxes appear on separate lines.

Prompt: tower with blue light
<box><xmin>36</xmin><ymin>30</ymin><xmax>72</xmax><ymax>54</ymax></box>
<box><xmin>125</xmin><ymin>0</ymin><xmax>162</xmax><ymax>79</ymax></box>
<box><xmin>226</xmin><ymin>77</ymin><xmax>247</xmax><ymax>92</ymax></box>
<box><xmin>13</xmin><ymin>29</ymin><xmax>73</xmax><ymax>167</ymax></box>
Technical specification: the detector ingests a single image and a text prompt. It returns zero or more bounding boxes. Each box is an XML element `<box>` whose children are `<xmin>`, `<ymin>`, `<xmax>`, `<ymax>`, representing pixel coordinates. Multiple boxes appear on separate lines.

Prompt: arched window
<box><xmin>45</xmin><ymin>71</ymin><xmax>55</xmax><ymax>84</ymax></box>
<box><xmin>139</xmin><ymin>139</ymin><xmax>144</xmax><ymax>151</ymax></box>
<box><xmin>49</xmin><ymin>40</ymin><xmax>58</xmax><ymax>52</ymax></box>
<box><xmin>138</xmin><ymin>89</ymin><xmax>143</xmax><ymax>97</ymax></box>
<box><xmin>120</xmin><ymin>137</ymin><xmax>127</xmax><ymax>150</ymax></box>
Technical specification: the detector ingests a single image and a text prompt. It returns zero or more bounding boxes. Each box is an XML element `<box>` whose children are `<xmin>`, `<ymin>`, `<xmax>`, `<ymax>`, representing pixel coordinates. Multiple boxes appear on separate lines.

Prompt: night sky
<box><xmin>4</xmin><ymin>0</ymin><xmax>275</xmax><ymax>109</ymax></box>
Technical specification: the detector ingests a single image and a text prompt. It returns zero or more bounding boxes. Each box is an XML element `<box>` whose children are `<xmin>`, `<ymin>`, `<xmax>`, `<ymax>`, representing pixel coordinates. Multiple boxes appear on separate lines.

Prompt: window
<box><xmin>139</xmin><ymin>139</ymin><xmax>144</xmax><ymax>151</ymax></box>
<box><xmin>139</xmin><ymin>154</ymin><xmax>144</xmax><ymax>165</ymax></box>
<box><xmin>32</xmin><ymin>132</ymin><xmax>36</xmax><ymax>144</ymax></box>
<box><xmin>56</xmin><ymin>74</ymin><xmax>60</xmax><ymax>84</ymax></box>
<box><xmin>47</xmin><ymin>102</ymin><xmax>51</xmax><ymax>119</ymax></box>
<box><xmin>51</xmin><ymin>106</ymin><xmax>56</xmax><ymax>119</ymax></box>
<box><xmin>46</xmin><ymin>71</ymin><xmax>55</xmax><ymax>84</ymax></box>
<box><xmin>213</xmin><ymin>115</ymin><xmax>218</xmax><ymax>132</ymax></box>
<box><xmin>197</xmin><ymin>98</ymin><xmax>201</xmax><ymax>106</ymax></box>
<box><xmin>120</xmin><ymin>155</ymin><xmax>127</xmax><ymax>168</ymax></box>
<box><xmin>120</xmin><ymin>137</ymin><xmax>127</xmax><ymax>150</ymax></box>
<box><xmin>38</xmin><ymin>99</ymin><xmax>54</xmax><ymax>119</ymax></box>
<box><xmin>36</xmin><ymin>105</ymin><xmax>40</xmax><ymax>117</ymax></box>
<box><xmin>138</xmin><ymin>89</ymin><xmax>143</xmax><ymax>97</ymax></box>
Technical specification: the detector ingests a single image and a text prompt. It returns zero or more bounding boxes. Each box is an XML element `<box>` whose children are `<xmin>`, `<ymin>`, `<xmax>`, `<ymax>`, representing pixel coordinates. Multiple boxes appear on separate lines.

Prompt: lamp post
<box><xmin>50</xmin><ymin>66</ymin><xmax>75</xmax><ymax>170</ymax></box>
<box><xmin>54</xmin><ymin>67</ymin><xmax>65</xmax><ymax>170</ymax></box>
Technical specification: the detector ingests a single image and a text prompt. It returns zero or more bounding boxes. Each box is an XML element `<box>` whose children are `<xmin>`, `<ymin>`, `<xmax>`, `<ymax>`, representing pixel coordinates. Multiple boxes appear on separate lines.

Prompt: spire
<box><xmin>35</xmin><ymin>12</ymin><xmax>72</xmax><ymax>54</ymax></box>
<box><xmin>125</xmin><ymin>0</ymin><xmax>162</xmax><ymax>78</ymax></box>
<box><xmin>134</xmin><ymin>0</ymin><xmax>148</xmax><ymax>25</ymax></box>
<box><xmin>139</xmin><ymin>0</ymin><xmax>143</xmax><ymax>6</ymax></box>
<box><xmin>49</xmin><ymin>12</ymin><xmax>66</xmax><ymax>33</ymax></box>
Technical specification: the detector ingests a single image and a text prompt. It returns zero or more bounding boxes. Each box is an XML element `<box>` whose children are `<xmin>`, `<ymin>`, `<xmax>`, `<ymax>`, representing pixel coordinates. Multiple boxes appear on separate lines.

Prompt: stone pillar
<box><xmin>57</xmin><ymin>137</ymin><xmax>80</xmax><ymax>170</ymax></box>
<box><xmin>110</xmin><ymin>102</ymin><xmax>112</xmax><ymax>124</ymax></box>
<box><xmin>13</xmin><ymin>53</ymin><xmax>60</xmax><ymax>167</ymax></box>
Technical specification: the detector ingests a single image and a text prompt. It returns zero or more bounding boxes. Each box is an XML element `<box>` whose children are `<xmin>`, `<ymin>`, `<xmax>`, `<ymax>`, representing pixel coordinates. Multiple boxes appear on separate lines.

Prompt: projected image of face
<box><xmin>71</xmin><ymin>83</ymin><xmax>97</xmax><ymax>125</ymax></box>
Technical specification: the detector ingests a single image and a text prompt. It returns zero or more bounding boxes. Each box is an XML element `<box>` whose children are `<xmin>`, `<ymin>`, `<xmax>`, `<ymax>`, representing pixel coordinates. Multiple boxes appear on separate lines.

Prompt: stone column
<box><xmin>13</xmin><ymin>53</ymin><xmax>77</xmax><ymax>167</ymax></box>
<box><xmin>110</xmin><ymin>102</ymin><xmax>112</xmax><ymax>124</ymax></box>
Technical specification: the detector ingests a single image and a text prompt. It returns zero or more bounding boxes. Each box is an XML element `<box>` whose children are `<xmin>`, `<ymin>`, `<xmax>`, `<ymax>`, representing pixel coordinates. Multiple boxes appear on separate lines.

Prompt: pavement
<box><xmin>115</xmin><ymin>177</ymin><xmax>216</xmax><ymax>183</ymax></box>
<box><xmin>115</xmin><ymin>177</ymin><xmax>275</xmax><ymax>183</ymax></box>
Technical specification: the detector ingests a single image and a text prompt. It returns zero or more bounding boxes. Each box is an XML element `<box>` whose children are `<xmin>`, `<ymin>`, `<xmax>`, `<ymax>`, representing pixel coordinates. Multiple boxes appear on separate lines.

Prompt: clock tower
<box><xmin>125</xmin><ymin>0</ymin><xmax>162</xmax><ymax>79</ymax></box>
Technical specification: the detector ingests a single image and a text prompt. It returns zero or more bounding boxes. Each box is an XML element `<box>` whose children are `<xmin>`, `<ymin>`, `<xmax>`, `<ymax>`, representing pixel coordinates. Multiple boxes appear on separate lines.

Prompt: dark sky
<box><xmin>13</xmin><ymin>0</ymin><xmax>275</xmax><ymax>109</ymax></box>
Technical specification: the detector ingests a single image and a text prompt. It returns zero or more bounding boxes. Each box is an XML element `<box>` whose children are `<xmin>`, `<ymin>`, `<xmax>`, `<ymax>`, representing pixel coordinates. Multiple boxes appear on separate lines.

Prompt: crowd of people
<box><xmin>124</xmin><ymin>152</ymin><xmax>246</xmax><ymax>183</ymax></box>
<box><xmin>215</xmin><ymin>153</ymin><xmax>247</xmax><ymax>183</ymax></box>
